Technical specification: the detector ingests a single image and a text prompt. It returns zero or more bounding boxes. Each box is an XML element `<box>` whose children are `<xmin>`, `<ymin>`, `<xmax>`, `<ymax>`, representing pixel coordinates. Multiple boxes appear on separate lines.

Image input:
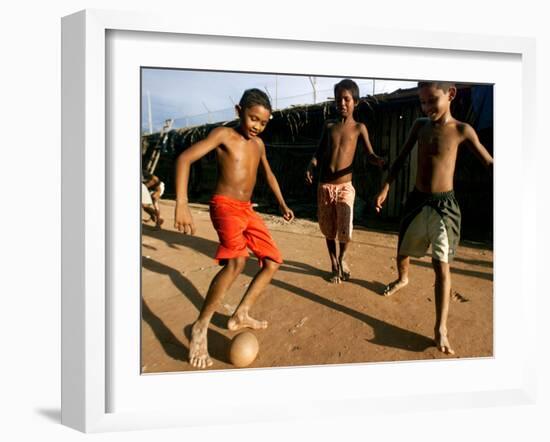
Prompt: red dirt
<box><xmin>141</xmin><ymin>200</ymin><xmax>493</xmax><ymax>373</ymax></box>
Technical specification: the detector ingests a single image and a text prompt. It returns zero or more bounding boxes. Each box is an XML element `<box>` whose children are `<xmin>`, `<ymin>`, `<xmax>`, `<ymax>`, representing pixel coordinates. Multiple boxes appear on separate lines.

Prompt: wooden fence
<box><xmin>142</xmin><ymin>85</ymin><xmax>493</xmax><ymax>241</ymax></box>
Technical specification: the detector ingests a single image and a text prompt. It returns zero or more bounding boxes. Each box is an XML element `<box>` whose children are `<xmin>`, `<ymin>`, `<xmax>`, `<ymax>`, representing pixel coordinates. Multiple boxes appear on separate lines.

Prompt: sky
<box><xmin>141</xmin><ymin>69</ymin><xmax>417</xmax><ymax>133</ymax></box>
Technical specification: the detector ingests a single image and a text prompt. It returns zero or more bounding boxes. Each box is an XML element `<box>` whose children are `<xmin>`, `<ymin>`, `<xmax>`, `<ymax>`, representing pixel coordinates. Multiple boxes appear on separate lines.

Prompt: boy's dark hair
<box><xmin>417</xmin><ymin>81</ymin><xmax>456</xmax><ymax>92</ymax></box>
<box><xmin>239</xmin><ymin>88</ymin><xmax>272</xmax><ymax>113</ymax></box>
<box><xmin>334</xmin><ymin>79</ymin><xmax>360</xmax><ymax>103</ymax></box>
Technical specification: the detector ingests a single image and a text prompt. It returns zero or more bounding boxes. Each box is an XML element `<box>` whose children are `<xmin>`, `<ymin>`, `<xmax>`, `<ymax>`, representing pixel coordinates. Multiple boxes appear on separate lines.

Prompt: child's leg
<box><xmin>383</xmin><ymin>254</ymin><xmax>410</xmax><ymax>296</ymax></box>
<box><xmin>189</xmin><ymin>256</ymin><xmax>246</xmax><ymax>368</ymax></box>
<box><xmin>317</xmin><ymin>184</ymin><xmax>339</xmax><ymax>282</ymax></box>
<box><xmin>152</xmin><ymin>189</ymin><xmax>161</xmax><ymax>201</ymax></box>
<box><xmin>325</xmin><ymin>239</ymin><xmax>341</xmax><ymax>283</ymax></box>
<box><xmin>152</xmin><ymin>199</ymin><xmax>164</xmax><ymax>228</ymax></box>
<box><xmin>142</xmin><ymin>204</ymin><xmax>157</xmax><ymax>222</ymax></box>
<box><xmin>431</xmin><ymin>258</ymin><xmax>454</xmax><ymax>354</ymax></box>
<box><xmin>335</xmin><ymin>183</ymin><xmax>354</xmax><ymax>281</ymax></box>
<box><xmin>228</xmin><ymin>258</ymin><xmax>280</xmax><ymax>331</ymax></box>
<box><xmin>338</xmin><ymin>241</ymin><xmax>351</xmax><ymax>281</ymax></box>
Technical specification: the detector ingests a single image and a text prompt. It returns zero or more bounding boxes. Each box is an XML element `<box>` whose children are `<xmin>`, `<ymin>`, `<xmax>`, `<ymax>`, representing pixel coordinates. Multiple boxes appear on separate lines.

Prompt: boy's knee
<box><xmin>227</xmin><ymin>256</ymin><xmax>246</xmax><ymax>274</ymax></box>
<box><xmin>264</xmin><ymin>259</ymin><xmax>280</xmax><ymax>272</ymax></box>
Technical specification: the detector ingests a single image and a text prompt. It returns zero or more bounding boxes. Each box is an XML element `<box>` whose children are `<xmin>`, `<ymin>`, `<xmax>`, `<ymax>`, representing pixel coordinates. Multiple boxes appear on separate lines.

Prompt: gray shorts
<box><xmin>398</xmin><ymin>189</ymin><xmax>461</xmax><ymax>263</ymax></box>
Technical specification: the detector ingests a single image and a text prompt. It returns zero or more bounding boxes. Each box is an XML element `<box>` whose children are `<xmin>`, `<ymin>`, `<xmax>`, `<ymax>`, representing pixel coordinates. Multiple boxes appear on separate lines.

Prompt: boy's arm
<box><xmin>461</xmin><ymin>124</ymin><xmax>494</xmax><ymax>169</ymax></box>
<box><xmin>144</xmin><ymin>174</ymin><xmax>160</xmax><ymax>189</ymax></box>
<box><xmin>359</xmin><ymin>123</ymin><xmax>385</xmax><ymax>168</ymax></box>
<box><xmin>306</xmin><ymin>121</ymin><xmax>329</xmax><ymax>184</ymax></box>
<box><xmin>375</xmin><ymin>119</ymin><xmax>423</xmax><ymax>212</ymax></box>
<box><xmin>174</xmin><ymin>127</ymin><xmax>227</xmax><ymax>234</ymax></box>
<box><xmin>259</xmin><ymin>140</ymin><xmax>294</xmax><ymax>222</ymax></box>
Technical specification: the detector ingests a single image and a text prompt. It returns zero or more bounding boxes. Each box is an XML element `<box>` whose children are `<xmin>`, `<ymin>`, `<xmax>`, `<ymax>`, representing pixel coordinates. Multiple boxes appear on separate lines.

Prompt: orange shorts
<box><xmin>209</xmin><ymin>194</ymin><xmax>283</xmax><ymax>266</ymax></box>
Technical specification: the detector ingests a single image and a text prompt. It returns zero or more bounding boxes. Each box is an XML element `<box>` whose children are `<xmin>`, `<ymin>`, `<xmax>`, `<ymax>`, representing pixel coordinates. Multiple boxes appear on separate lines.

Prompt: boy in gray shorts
<box><xmin>375</xmin><ymin>82</ymin><xmax>493</xmax><ymax>355</ymax></box>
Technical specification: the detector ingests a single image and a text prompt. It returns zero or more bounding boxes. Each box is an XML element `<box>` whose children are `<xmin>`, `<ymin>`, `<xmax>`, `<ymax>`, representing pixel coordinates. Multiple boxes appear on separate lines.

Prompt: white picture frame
<box><xmin>61</xmin><ymin>9</ymin><xmax>537</xmax><ymax>433</ymax></box>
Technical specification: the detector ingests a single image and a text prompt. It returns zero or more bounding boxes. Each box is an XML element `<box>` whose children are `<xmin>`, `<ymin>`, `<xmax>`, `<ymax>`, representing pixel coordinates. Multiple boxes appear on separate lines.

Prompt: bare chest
<box><xmin>329</xmin><ymin>125</ymin><xmax>360</xmax><ymax>154</ymax></box>
<box><xmin>418</xmin><ymin>126</ymin><xmax>460</xmax><ymax>160</ymax></box>
<box><xmin>217</xmin><ymin>139</ymin><xmax>261</xmax><ymax>168</ymax></box>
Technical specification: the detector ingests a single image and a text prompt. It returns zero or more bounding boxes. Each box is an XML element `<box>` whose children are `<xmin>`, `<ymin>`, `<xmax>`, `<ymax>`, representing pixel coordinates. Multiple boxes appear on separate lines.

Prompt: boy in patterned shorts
<box><xmin>306</xmin><ymin>79</ymin><xmax>384</xmax><ymax>283</ymax></box>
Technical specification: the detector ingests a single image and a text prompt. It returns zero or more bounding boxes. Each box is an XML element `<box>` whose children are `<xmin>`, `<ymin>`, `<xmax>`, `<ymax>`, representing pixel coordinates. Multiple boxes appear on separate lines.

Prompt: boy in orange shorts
<box><xmin>306</xmin><ymin>79</ymin><xmax>384</xmax><ymax>283</ymax></box>
<box><xmin>174</xmin><ymin>88</ymin><xmax>294</xmax><ymax>369</ymax></box>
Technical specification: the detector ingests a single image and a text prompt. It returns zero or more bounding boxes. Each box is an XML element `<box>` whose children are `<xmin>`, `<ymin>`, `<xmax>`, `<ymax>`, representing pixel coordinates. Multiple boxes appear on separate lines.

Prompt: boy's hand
<box><xmin>375</xmin><ymin>156</ymin><xmax>386</xmax><ymax>169</ymax></box>
<box><xmin>174</xmin><ymin>203</ymin><xmax>196</xmax><ymax>234</ymax></box>
<box><xmin>305</xmin><ymin>166</ymin><xmax>314</xmax><ymax>185</ymax></box>
<box><xmin>374</xmin><ymin>184</ymin><xmax>390</xmax><ymax>213</ymax></box>
<box><xmin>280</xmin><ymin>205</ymin><xmax>295</xmax><ymax>222</ymax></box>
<box><xmin>369</xmin><ymin>155</ymin><xmax>386</xmax><ymax>169</ymax></box>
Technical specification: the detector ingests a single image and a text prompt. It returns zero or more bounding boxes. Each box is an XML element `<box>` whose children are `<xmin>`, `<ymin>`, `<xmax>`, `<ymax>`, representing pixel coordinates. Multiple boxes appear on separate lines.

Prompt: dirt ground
<box><xmin>141</xmin><ymin>200</ymin><xmax>493</xmax><ymax>373</ymax></box>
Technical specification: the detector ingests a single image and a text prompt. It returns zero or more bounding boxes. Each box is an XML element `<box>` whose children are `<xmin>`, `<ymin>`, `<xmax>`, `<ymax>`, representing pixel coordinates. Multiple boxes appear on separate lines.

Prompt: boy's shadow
<box><xmin>142</xmin><ymin>297</ymin><xmax>231</xmax><ymax>366</ymax></box>
<box><xmin>143</xmin><ymin>224</ymin><xmax>218</xmax><ymax>257</ymax></box>
<box><xmin>453</xmin><ymin>255</ymin><xmax>493</xmax><ymax>268</ymax></box>
<box><xmin>410</xmin><ymin>258</ymin><xmax>493</xmax><ymax>281</ymax></box>
<box><xmin>142</xmin><ymin>256</ymin><xmax>230</xmax><ymax>329</ymax></box>
<box><xmin>350</xmin><ymin>278</ymin><xmax>388</xmax><ymax>295</ymax></box>
<box><xmin>279</xmin><ymin>259</ymin><xmax>387</xmax><ymax>294</ymax></box>
<box><xmin>142</xmin><ymin>297</ymin><xmax>188</xmax><ymax>362</ymax></box>
<box><xmin>144</xmin><ymin>225</ymin><xmax>388</xmax><ymax>292</ymax></box>
<box><xmin>270</xmin><ymin>277</ymin><xmax>434</xmax><ymax>352</ymax></box>
<box><xmin>144</xmin><ymin>225</ymin><xmax>386</xmax><ymax>291</ymax></box>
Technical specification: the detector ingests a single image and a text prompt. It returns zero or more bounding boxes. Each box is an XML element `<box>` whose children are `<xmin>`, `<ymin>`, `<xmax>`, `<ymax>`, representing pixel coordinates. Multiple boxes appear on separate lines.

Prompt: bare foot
<box><xmin>155</xmin><ymin>217</ymin><xmax>164</xmax><ymax>229</ymax></box>
<box><xmin>228</xmin><ymin>312</ymin><xmax>268</xmax><ymax>331</ymax></box>
<box><xmin>383</xmin><ymin>278</ymin><xmax>408</xmax><ymax>296</ymax></box>
<box><xmin>328</xmin><ymin>271</ymin><xmax>341</xmax><ymax>284</ymax></box>
<box><xmin>340</xmin><ymin>260</ymin><xmax>351</xmax><ymax>281</ymax></box>
<box><xmin>435</xmin><ymin>330</ymin><xmax>455</xmax><ymax>355</ymax></box>
<box><xmin>328</xmin><ymin>264</ymin><xmax>341</xmax><ymax>284</ymax></box>
<box><xmin>188</xmin><ymin>321</ymin><xmax>213</xmax><ymax>369</ymax></box>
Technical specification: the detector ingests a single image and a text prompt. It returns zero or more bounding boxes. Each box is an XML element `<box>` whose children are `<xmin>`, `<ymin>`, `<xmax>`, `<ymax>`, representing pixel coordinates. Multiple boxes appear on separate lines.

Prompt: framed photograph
<box><xmin>62</xmin><ymin>9</ymin><xmax>536</xmax><ymax>433</ymax></box>
<box><xmin>139</xmin><ymin>67</ymin><xmax>493</xmax><ymax>372</ymax></box>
